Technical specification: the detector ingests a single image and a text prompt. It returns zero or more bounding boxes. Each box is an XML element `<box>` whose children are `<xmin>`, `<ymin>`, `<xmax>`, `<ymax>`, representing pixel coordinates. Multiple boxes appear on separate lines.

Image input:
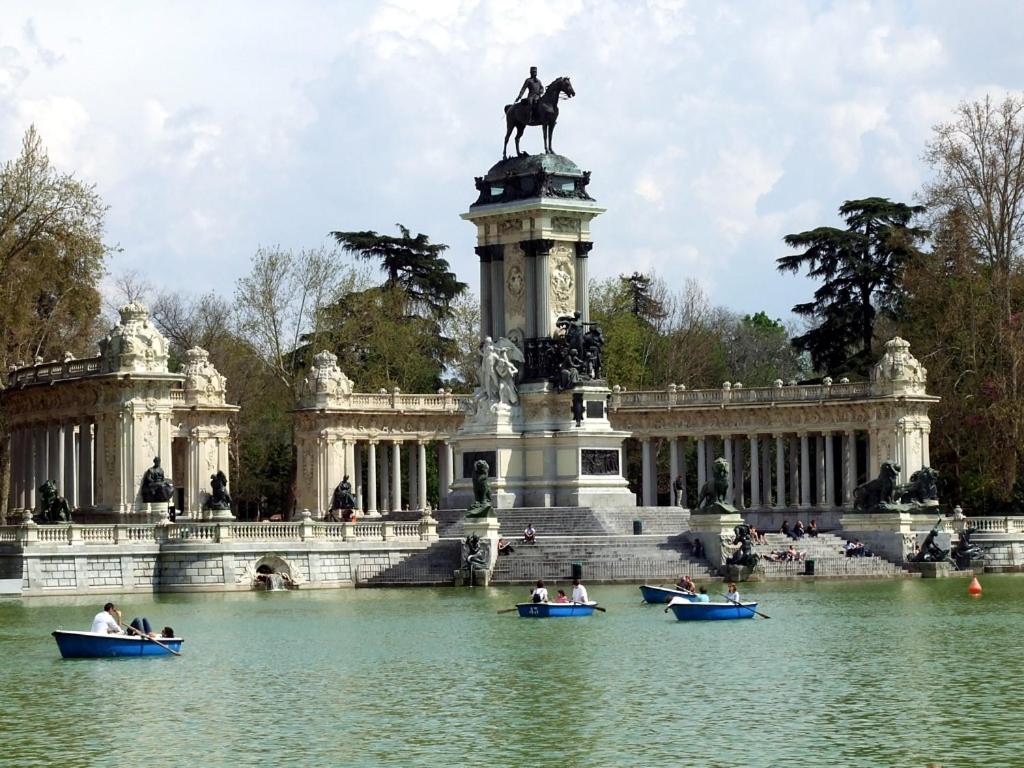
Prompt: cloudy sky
<box><xmin>1</xmin><ymin>1</ymin><xmax>1022</xmax><ymax>321</ymax></box>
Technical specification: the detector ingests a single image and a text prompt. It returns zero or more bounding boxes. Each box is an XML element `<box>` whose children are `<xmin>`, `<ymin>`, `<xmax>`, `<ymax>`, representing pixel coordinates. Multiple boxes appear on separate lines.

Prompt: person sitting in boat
<box><xmin>555</xmin><ymin>589</ymin><xmax>569</xmax><ymax>603</ymax></box>
<box><xmin>160</xmin><ymin>626</ymin><xmax>174</xmax><ymax>638</ymax></box>
<box><xmin>523</xmin><ymin>523</ymin><xmax>537</xmax><ymax>544</ymax></box>
<box><xmin>675</xmin><ymin>574</ymin><xmax>696</xmax><ymax>593</ymax></box>
<box><xmin>726</xmin><ymin>582</ymin><xmax>741</xmax><ymax>603</ymax></box>
<box><xmin>497</xmin><ymin>538</ymin><xmax>515</xmax><ymax>556</ymax></box>
<box><xmin>128</xmin><ymin>616</ymin><xmax>155</xmax><ymax>637</ymax></box>
<box><xmin>694</xmin><ymin>587</ymin><xmax>710</xmax><ymax>603</ymax></box>
<box><xmin>571</xmin><ymin>578</ymin><xmax>589</xmax><ymax>604</ymax></box>
<box><xmin>91</xmin><ymin>602</ymin><xmax>123</xmax><ymax>634</ymax></box>
<box><xmin>531</xmin><ymin>580</ymin><xmax>548</xmax><ymax>603</ymax></box>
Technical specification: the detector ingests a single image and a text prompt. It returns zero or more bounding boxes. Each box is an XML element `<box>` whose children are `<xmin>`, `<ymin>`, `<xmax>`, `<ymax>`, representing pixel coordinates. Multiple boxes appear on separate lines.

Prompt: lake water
<box><xmin>1</xmin><ymin>577</ymin><xmax>1020</xmax><ymax>768</ymax></box>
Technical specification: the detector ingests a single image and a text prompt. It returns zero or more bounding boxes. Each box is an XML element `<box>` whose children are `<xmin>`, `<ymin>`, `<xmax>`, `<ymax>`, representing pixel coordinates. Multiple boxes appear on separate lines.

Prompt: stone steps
<box><xmin>356</xmin><ymin>540</ymin><xmax>461</xmax><ymax>586</ymax></box>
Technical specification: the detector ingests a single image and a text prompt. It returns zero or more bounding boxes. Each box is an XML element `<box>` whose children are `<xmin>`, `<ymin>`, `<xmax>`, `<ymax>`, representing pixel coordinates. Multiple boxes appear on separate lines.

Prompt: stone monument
<box><xmin>448</xmin><ymin>72</ymin><xmax>634</xmax><ymax>510</ymax></box>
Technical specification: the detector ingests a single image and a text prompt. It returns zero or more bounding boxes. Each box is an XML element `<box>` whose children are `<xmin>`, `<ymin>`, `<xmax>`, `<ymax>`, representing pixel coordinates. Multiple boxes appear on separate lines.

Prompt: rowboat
<box><xmin>52</xmin><ymin>630</ymin><xmax>184</xmax><ymax>658</ymax></box>
<box><xmin>667</xmin><ymin>601</ymin><xmax>758</xmax><ymax>621</ymax></box>
<box><xmin>516</xmin><ymin>601</ymin><xmax>597</xmax><ymax>618</ymax></box>
<box><xmin>639</xmin><ymin>584</ymin><xmax>699</xmax><ymax>604</ymax></box>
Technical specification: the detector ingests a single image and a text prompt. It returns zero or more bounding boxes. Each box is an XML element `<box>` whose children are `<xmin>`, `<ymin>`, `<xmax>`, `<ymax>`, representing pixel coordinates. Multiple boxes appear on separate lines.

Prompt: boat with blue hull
<box><xmin>52</xmin><ymin>631</ymin><xmax>184</xmax><ymax>658</ymax></box>
<box><xmin>516</xmin><ymin>602</ymin><xmax>597</xmax><ymax>618</ymax></box>
<box><xmin>667</xmin><ymin>601</ymin><xmax>758</xmax><ymax>621</ymax></box>
<box><xmin>639</xmin><ymin>584</ymin><xmax>699</xmax><ymax>604</ymax></box>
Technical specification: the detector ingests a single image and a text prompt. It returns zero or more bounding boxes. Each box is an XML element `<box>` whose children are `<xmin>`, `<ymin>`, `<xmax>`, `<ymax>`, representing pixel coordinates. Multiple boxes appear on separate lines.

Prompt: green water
<box><xmin>1</xmin><ymin>578</ymin><xmax>1021</xmax><ymax>768</ymax></box>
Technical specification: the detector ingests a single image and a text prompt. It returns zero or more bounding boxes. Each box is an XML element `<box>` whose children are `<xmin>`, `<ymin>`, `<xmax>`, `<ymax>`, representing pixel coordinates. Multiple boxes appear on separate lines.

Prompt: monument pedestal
<box><xmin>688</xmin><ymin>504</ymin><xmax>745</xmax><ymax>575</ymax></box>
<box><xmin>840</xmin><ymin>510</ymin><xmax>917</xmax><ymax>563</ymax></box>
<box><xmin>458</xmin><ymin>517</ymin><xmax>500</xmax><ymax>586</ymax></box>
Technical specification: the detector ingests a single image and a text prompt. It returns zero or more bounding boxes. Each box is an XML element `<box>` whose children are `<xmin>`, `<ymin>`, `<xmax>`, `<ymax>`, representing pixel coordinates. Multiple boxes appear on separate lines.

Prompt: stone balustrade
<box><xmin>6</xmin><ymin>356</ymin><xmax>103</xmax><ymax>387</ymax></box>
<box><xmin>0</xmin><ymin>518</ymin><xmax>440</xmax><ymax>546</ymax></box>
<box><xmin>964</xmin><ymin>517</ymin><xmax>1024</xmax><ymax>534</ymax></box>
<box><xmin>609</xmin><ymin>381</ymin><xmax>872</xmax><ymax>409</ymax></box>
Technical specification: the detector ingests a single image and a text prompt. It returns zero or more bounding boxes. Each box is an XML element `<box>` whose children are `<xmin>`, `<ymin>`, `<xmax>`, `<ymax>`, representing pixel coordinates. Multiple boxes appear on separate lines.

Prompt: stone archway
<box><xmin>252</xmin><ymin>554</ymin><xmax>297</xmax><ymax>590</ymax></box>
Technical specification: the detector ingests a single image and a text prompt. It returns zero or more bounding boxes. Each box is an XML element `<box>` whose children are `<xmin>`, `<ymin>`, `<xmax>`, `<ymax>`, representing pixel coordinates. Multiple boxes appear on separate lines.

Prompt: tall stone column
<box><xmin>723</xmin><ymin>436</ymin><xmax>733</xmax><ymax>504</ymax></box>
<box><xmin>8</xmin><ymin>429</ymin><xmax>20</xmax><ymax>510</ymax></box>
<box><xmin>490</xmin><ymin>250</ymin><xmax>505</xmax><ymax>337</ymax></box>
<box><xmin>407</xmin><ymin>441</ymin><xmax>418</xmax><ymax>510</ymax></box>
<box><xmin>733</xmin><ymin>438</ymin><xmax>745</xmax><ymax>508</ymax></box>
<box><xmin>817</xmin><ymin>434</ymin><xmax>827</xmax><ymax>506</ymax></box>
<box><xmin>380</xmin><ymin>443</ymin><xmax>390</xmax><ymax>513</ymax></box>
<box><xmin>774</xmin><ymin>434</ymin><xmax>786</xmax><ymax>509</ymax></box>
<box><xmin>749</xmin><ymin>435</ymin><xmax>760</xmax><ymax>508</ymax></box>
<box><xmin>788</xmin><ymin>436</ymin><xmax>799</xmax><ymax>509</ymax></box>
<box><xmin>63</xmin><ymin>420</ymin><xmax>77</xmax><ymax>508</ymax></box>
<box><xmin>669</xmin><ymin>437</ymin><xmax>679</xmax><ymax>505</ymax></box>
<box><xmin>799</xmin><ymin>433</ymin><xmax>811</xmax><ymax>509</ymax></box>
<box><xmin>438</xmin><ymin>441</ymin><xmax>453</xmax><ymax>510</ymax></box>
<box><xmin>824</xmin><ymin>432</ymin><xmax>835</xmax><ymax>508</ymax></box>
<box><xmin>352</xmin><ymin>441</ymin><xmax>363</xmax><ymax>511</ymax></box>
<box><xmin>391</xmin><ymin>441</ymin><xmax>402</xmax><ymax>513</ymax></box>
<box><xmin>678</xmin><ymin>438</ymin><xmax>687</xmax><ymax>505</ymax></box>
<box><xmin>48</xmin><ymin>422</ymin><xmax>62</xmax><ymax>489</ymax></box>
<box><xmin>366</xmin><ymin>441</ymin><xmax>378</xmax><ymax>517</ymax></box>
<box><xmin>843</xmin><ymin>431</ymin><xmax>856</xmax><ymax>508</ymax></box>
<box><xmin>79</xmin><ymin>420</ymin><xmax>94</xmax><ymax>508</ymax></box>
<box><xmin>641</xmin><ymin>437</ymin><xmax>656</xmax><ymax>506</ymax></box>
<box><xmin>575</xmin><ymin>242</ymin><xmax>593</xmax><ymax>322</ymax></box>
<box><xmin>478</xmin><ymin>246</ymin><xmax>493</xmax><ymax>340</ymax></box>
<box><xmin>696</xmin><ymin>437</ymin><xmax>707</xmax><ymax>490</ymax></box>
<box><xmin>760</xmin><ymin>437</ymin><xmax>771</xmax><ymax>507</ymax></box>
<box><xmin>35</xmin><ymin>424</ymin><xmax>48</xmax><ymax>504</ymax></box>
<box><xmin>417</xmin><ymin>441</ymin><xmax>428</xmax><ymax>513</ymax></box>
<box><xmin>524</xmin><ymin>239</ymin><xmax>556</xmax><ymax>337</ymax></box>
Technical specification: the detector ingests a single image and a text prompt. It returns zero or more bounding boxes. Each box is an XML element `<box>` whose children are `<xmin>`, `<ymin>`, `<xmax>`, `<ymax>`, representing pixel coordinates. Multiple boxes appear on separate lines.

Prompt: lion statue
<box><xmin>465</xmin><ymin>459</ymin><xmax>494</xmax><ymax>518</ymax></box>
<box><xmin>697</xmin><ymin>458</ymin><xmax>730</xmax><ymax>510</ymax></box>
<box><xmin>900</xmin><ymin>466</ymin><xmax>939</xmax><ymax>505</ymax></box>
<box><xmin>853</xmin><ymin>461</ymin><xmax>901</xmax><ymax>512</ymax></box>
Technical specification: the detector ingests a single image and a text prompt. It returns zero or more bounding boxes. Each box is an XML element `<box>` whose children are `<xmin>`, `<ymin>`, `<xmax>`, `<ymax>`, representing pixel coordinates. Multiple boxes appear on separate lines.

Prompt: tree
<box><xmin>0</xmin><ymin>126</ymin><xmax>110</xmax><ymax>518</ymax></box>
<box><xmin>622</xmin><ymin>272</ymin><xmax>667</xmax><ymax>323</ymax></box>
<box><xmin>330</xmin><ymin>225</ymin><xmax>467</xmax><ymax>319</ymax></box>
<box><xmin>778</xmin><ymin>197</ymin><xmax>928</xmax><ymax>376</ymax></box>
<box><xmin>723</xmin><ymin>311</ymin><xmax>806</xmax><ymax>386</ymax></box>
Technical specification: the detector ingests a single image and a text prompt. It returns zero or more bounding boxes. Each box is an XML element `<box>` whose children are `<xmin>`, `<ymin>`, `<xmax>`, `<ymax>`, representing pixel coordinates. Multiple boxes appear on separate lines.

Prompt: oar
<box><xmin>720</xmin><ymin>594</ymin><xmax>771</xmax><ymax>619</ymax></box>
<box><xmin>121</xmin><ymin>622</ymin><xmax>181</xmax><ymax>656</ymax></box>
<box><xmin>574</xmin><ymin>602</ymin><xmax>606</xmax><ymax>613</ymax></box>
<box><xmin>497</xmin><ymin>607</ymin><xmax>521</xmax><ymax>614</ymax></box>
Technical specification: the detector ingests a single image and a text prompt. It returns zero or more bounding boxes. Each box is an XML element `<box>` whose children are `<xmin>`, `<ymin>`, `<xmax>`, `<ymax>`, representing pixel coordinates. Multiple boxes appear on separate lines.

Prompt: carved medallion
<box><xmin>550</xmin><ymin>246</ymin><xmax>575</xmax><ymax>317</ymax></box>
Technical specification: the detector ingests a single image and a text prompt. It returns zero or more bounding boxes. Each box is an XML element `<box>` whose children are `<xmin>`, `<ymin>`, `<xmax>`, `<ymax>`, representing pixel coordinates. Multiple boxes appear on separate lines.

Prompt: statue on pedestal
<box><xmin>206</xmin><ymin>470</ymin><xmax>232</xmax><ymax>511</ymax></box>
<box><xmin>853</xmin><ymin>461</ymin><xmax>901</xmax><ymax>512</ymax></box>
<box><xmin>697</xmin><ymin>458</ymin><xmax>732</xmax><ymax>511</ymax></box>
<box><xmin>503</xmin><ymin>69</ymin><xmax>575</xmax><ymax>159</ymax></box>
<box><xmin>141</xmin><ymin>457</ymin><xmax>174</xmax><ymax>503</ymax></box>
<box><xmin>952</xmin><ymin>523</ymin><xmax>984</xmax><ymax>570</ymax></box>
<box><xmin>465</xmin><ymin>460</ymin><xmax>494</xmax><ymax>518</ymax></box>
<box><xmin>476</xmin><ymin>337</ymin><xmax>524</xmax><ymax>410</ymax></box>
<box><xmin>909</xmin><ymin>518</ymin><xmax>952</xmax><ymax>564</ymax></box>
<box><xmin>330</xmin><ymin>476</ymin><xmax>357</xmax><ymax>521</ymax></box>
<box><xmin>899</xmin><ymin>466</ymin><xmax>940</xmax><ymax>505</ymax></box>
<box><xmin>726</xmin><ymin>524</ymin><xmax>760</xmax><ymax>568</ymax></box>
<box><xmin>37</xmin><ymin>480</ymin><xmax>71</xmax><ymax>523</ymax></box>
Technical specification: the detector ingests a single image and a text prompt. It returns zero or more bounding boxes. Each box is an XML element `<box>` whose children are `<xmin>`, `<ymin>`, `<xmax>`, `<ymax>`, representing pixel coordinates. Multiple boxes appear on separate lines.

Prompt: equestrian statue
<box><xmin>503</xmin><ymin>66</ymin><xmax>576</xmax><ymax>159</ymax></box>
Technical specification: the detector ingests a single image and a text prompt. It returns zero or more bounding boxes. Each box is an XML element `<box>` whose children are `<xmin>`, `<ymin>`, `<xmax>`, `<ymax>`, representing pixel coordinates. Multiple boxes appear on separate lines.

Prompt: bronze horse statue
<box><xmin>503</xmin><ymin>76</ymin><xmax>575</xmax><ymax>160</ymax></box>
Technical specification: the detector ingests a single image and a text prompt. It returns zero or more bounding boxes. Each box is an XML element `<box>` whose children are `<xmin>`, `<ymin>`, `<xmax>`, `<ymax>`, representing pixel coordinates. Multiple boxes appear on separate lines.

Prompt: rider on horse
<box><xmin>516</xmin><ymin>66</ymin><xmax>545</xmax><ymax>123</ymax></box>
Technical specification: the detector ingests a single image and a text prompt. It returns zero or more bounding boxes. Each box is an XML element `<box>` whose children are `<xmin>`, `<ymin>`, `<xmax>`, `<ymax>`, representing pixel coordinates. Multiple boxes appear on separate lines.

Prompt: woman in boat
<box><xmin>726</xmin><ymin>582</ymin><xmax>741</xmax><ymax>604</ymax></box>
<box><xmin>531</xmin><ymin>580</ymin><xmax>548</xmax><ymax>603</ymax></box>
<box><xmin>555</xmin><ymin>589</ymin><xmax>569</xmax><ymax>603</ymax></box>
<box><xmin>675</xmin><ymin>575</ymin><xmax>696</xmax><ymax>593</ymax></box>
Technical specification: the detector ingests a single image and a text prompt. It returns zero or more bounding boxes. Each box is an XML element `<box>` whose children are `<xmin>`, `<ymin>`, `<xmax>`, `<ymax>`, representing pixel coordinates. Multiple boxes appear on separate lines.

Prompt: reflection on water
<box><xmin>1</xmin><ymin>577</ymin><xmax>1022</xmax><ymax>767</ymax></box>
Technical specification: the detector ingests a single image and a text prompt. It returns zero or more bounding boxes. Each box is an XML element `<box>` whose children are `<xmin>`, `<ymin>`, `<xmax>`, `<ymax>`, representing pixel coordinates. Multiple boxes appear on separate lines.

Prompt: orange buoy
<box><xmin>968</xmin><ymin>575</ymin><xmax>983</xmax><ymax>596</ymax></box>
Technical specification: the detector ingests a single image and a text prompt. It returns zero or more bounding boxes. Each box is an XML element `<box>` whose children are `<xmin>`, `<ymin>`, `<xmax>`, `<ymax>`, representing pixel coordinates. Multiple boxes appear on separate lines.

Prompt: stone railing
<box><xmin>308</xmin><ymin>390</ymin><xmax>473</xmax><ymax>413</ymax></box>
<box><xmin>965</xmin><ymin>517</ymin><xmax>1024</xmax><ymax>535</ymax></box>
<box><xmin>6</xmin><ymin>356</ymin><xmax>103</xmax><ymax>387</ymax></box>
<box><xmin>609</xmin><ymin>381</ymin><xmax>872</xmax><ymax>410</ymax></box>
<box><xmin>0</xmin><ymin>518</ymin><xmax>440</xmax><ymax>546</ymax></box>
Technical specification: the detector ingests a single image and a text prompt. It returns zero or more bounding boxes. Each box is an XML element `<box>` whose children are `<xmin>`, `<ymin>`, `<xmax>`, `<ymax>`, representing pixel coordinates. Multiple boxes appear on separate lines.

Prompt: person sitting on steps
<box><xmin>523</xmin><ymin>523</ymin><xmax>537</xmax><ymax>544</ymax></box>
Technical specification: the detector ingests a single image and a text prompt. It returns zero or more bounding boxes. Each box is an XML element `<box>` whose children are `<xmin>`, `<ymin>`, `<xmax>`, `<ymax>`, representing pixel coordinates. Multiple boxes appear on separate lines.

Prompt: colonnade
<box><xmin>637</xmin><ymin>430</ymin><xmax>869</xmax><ymax>510</ymax></box>
<box><xmin>7</xmin><ymin>419</ymin><xmax>95</xmax><ymax>513</ymax></box>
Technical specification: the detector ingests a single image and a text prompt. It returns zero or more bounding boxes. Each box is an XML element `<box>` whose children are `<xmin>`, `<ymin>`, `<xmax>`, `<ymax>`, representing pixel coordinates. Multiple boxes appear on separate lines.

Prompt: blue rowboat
<box><xmin>52</xmin><ymin>630</ymin><xmax>184</xmax><ymax>658</ymax></box>
<box><xmin>667</xmin><ymin>601</ymin><xmax>758</xmax><ymax>621</ymax></box>
<box><xmin>639</xmin><ymin>584</ymin><xmax>699</xmax><ymax>604</ymax></box>
<box><xmin>516</xmin><ymin>602</ymin><xmax>596</xmax><ymax>618</ymax></box>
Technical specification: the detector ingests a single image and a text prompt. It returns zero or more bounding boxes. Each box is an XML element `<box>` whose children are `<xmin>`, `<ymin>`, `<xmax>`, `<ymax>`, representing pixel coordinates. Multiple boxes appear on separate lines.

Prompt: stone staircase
<box><xmin>434</xmin><ymin>506</ymin><xmax>691</xmax><ymax>538</ymax></box>
<box><xmin>356</xmin><ymin>540</ymin><xmax>462</xmax><ymax>586</ymax></box>
<box><xmin>752</xmin><ymin>533</ymin><xmax>911</xmax><ymax>579</ymax></box>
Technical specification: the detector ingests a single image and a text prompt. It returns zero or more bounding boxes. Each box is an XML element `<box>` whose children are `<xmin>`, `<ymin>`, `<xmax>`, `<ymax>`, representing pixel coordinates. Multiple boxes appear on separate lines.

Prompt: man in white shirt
<box><xmin>531</xmin><ymin>580</ymin><xmax>549</xmax><ymax>603</ymax></box>
<box><xmin>91</xmin><ymin>602</ymin><xmax>123</xmax><ymax>634</ymax></box>
<box><xmin>571</xmin><ymin>578</ymin><xmax>589</xmax><ymax>604</ymax></box>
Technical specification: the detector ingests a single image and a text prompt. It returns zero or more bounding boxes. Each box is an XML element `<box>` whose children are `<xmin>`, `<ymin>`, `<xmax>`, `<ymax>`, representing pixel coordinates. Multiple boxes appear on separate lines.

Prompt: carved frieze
<box><xmin>551</xmin><ymin>216</ymin><xmax>581</xmax><ymax>234</ymax></box>
<box><xmin>549</xmin><ymin>244</ymin><xmax>575</xmax><ymax>319</ymax></box>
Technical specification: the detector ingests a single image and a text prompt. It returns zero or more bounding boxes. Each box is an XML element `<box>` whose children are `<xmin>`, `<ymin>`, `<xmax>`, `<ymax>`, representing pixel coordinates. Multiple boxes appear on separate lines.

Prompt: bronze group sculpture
<box><xmin>206</xmin><ymin>470</ymin><xmax>231</xmax><ymax>511</ymax></box>
<box><xmin>952</xmin><ymin>523</ymin><xmax>984</xmax><ymax>570</ymax></box>
<box><xmin>140</xmin><ymin>457</ymin><xmax>174</xmax><ymax>503</ymax></box>
<box><xmin>329</xmin><ymin>476</ymin><xmax>358</xmax><ymax>521</ymax></box>
<box><xmin>726</xmin><ymin>524</ymin><xmax>760</xmax><ymax>569</ymax></box>
<box><xmin>503</xmin><ymin>69</ymin><xmax>576</xmax><ymax>160</ymax></box>
<box><xmin>465</xmin><ymin>460</ymin><xmax>494</xmax><ymax>518</ymax></box>
<box><xmin>37</xmin><ymin>480</ymin><xmax>71</xmax><ymax>523</ymax></box>
<box><xmin>853</xmin><ymin>461</ymin><xmax>901</xmax><ymax>512</ymax></box>
<box><xmin>900</xmin><ymin>466</ymin><xmax>940</xmax><ymax>505</ymax></box>
<box><xmin>909</xmin><ymin>518</ymin><xmax>952</xmax><ymax>564</ymax></box>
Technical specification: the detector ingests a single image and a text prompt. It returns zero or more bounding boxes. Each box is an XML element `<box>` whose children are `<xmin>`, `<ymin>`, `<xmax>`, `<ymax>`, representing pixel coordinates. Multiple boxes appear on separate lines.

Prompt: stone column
<box><xmin>523</xmin><ymin>247</ymin><xmax>537</xmax><ymax>338</ymax></box>
<box><xmin>47</xmin><ymin>422</ymin><xmax>61</xmax><ymax>489</ymax></box>
<box><xmin>696</xmin><ymin>437</ymin><xmax>707</xmax><ymax>490</ymax></box>
<box><xmin>491</xmin><ymin>250</ymin><xmax>505</xmax><ymax>338</ymax></box>
<box><xmin>79</xmin><ymin>420</ymin><xmax>94</xmax><ymax>508</ymax></box>
<box><xmin>8</xmin><ymin>429</ymin><xmax>20</xmax><ymax>511</ymax></box>
<box><xmin>417</xmin><ymin>441</ymin><xmax>428</xmax><ymax>513</ymax></box>
<box><xmin>35</xmin><ymin>424</ymin><xmax>48</xmax><ymax>504</ymax></box>
<box><xmin>391</xmin><ymin>441</ymin><xmax>402</xmax><ymax>513</ymax></box>
<box><xmin>760</xmin><ymin>438</ymin><xmax>771</xmax><ymax>507</ymax></box>
<box><xmin>843</xmin><ymin>431</ymin><xmax>856</xmax><ymax>508</ymax></box>
<box><xmin>817</xmin><ymin>434</ymin><xmax>827</xmax><ymax>507</ymax></box>
<box><xmin>733</xmin><ymin>438</ymin><xmax>745</xmax><ymax>508</ymax></box>
<box><xmin>788</xmin><ymin>436</ymin><xmax>799</xmax><ymax>509</ymax></box>
<box><xmin>407</xmin><ymin>442</ymin><xmax>418</xmax><ymax>511</ymax></box>
<box><xmin>439</xmin><ymin>441</ymin><xmax>453</xmax><ymax>510</ymax></box>
<box><xmin>575</xmin><ymin>242</ymin><xmax>593</xmax><ymax>323</ymax></box>
<box><xmin>380</xmin><ymin>443</ymin><xmax>390</xmax><ymax>513</ymax></box>
<box><xmin>366</xmin><ymin>441</ymin><xmax>378</xmax><ymax>517</ymax></box>
<box><xmin>799</xmin><ymin>433</ymin><xmax>811</xmax><ymax>509</ymax></box>
<box><xmin>524</xmin><ymin>239</ymin><xmax>555</xmax><ymax>337</ymax></box>
<box><xmin>353</xmin><ymin>442</ymin><xmax>363</xmax><ymax>512</ymax></box>
<box><xmin>774</xmin><ymin>434</ymin><xmax>786</xmax><ymax>509</ymax></box>
<box><xmin>723</xmin><ymin>436</ymin><xmax>733</xmax><ymax>504</ymax></box>
<box><xmin>749</xmin><ymin>435</ymin><xmax>760</xmax><ymax>509</ymax></box>
<box><xmin>641</xmin><ymin>438</ymin><xmax>656</xmax><ymax>506</ymax></box>
<box><xmin>824</xmin><ymin>432</ymin><xmax>835</xmax><ymax>508</ymax></box>
<box><xmin>678</xmin><ymin>438</ymin><xmax>687</xmax><ymax>506</ymax></box>
<box><xmin>477</xmin><ymin>246</ymin><xmax>493</xmax><ymax>340</ymax></box>
<box><xmin>63</xmin><ymin>420</ymin><xmax>77</xmax><ymax>508</ymax></box>
<box><xmin>669</xmin><ymin>438</ymin><xmax>679</xmax><ymax>506</ymax></box>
